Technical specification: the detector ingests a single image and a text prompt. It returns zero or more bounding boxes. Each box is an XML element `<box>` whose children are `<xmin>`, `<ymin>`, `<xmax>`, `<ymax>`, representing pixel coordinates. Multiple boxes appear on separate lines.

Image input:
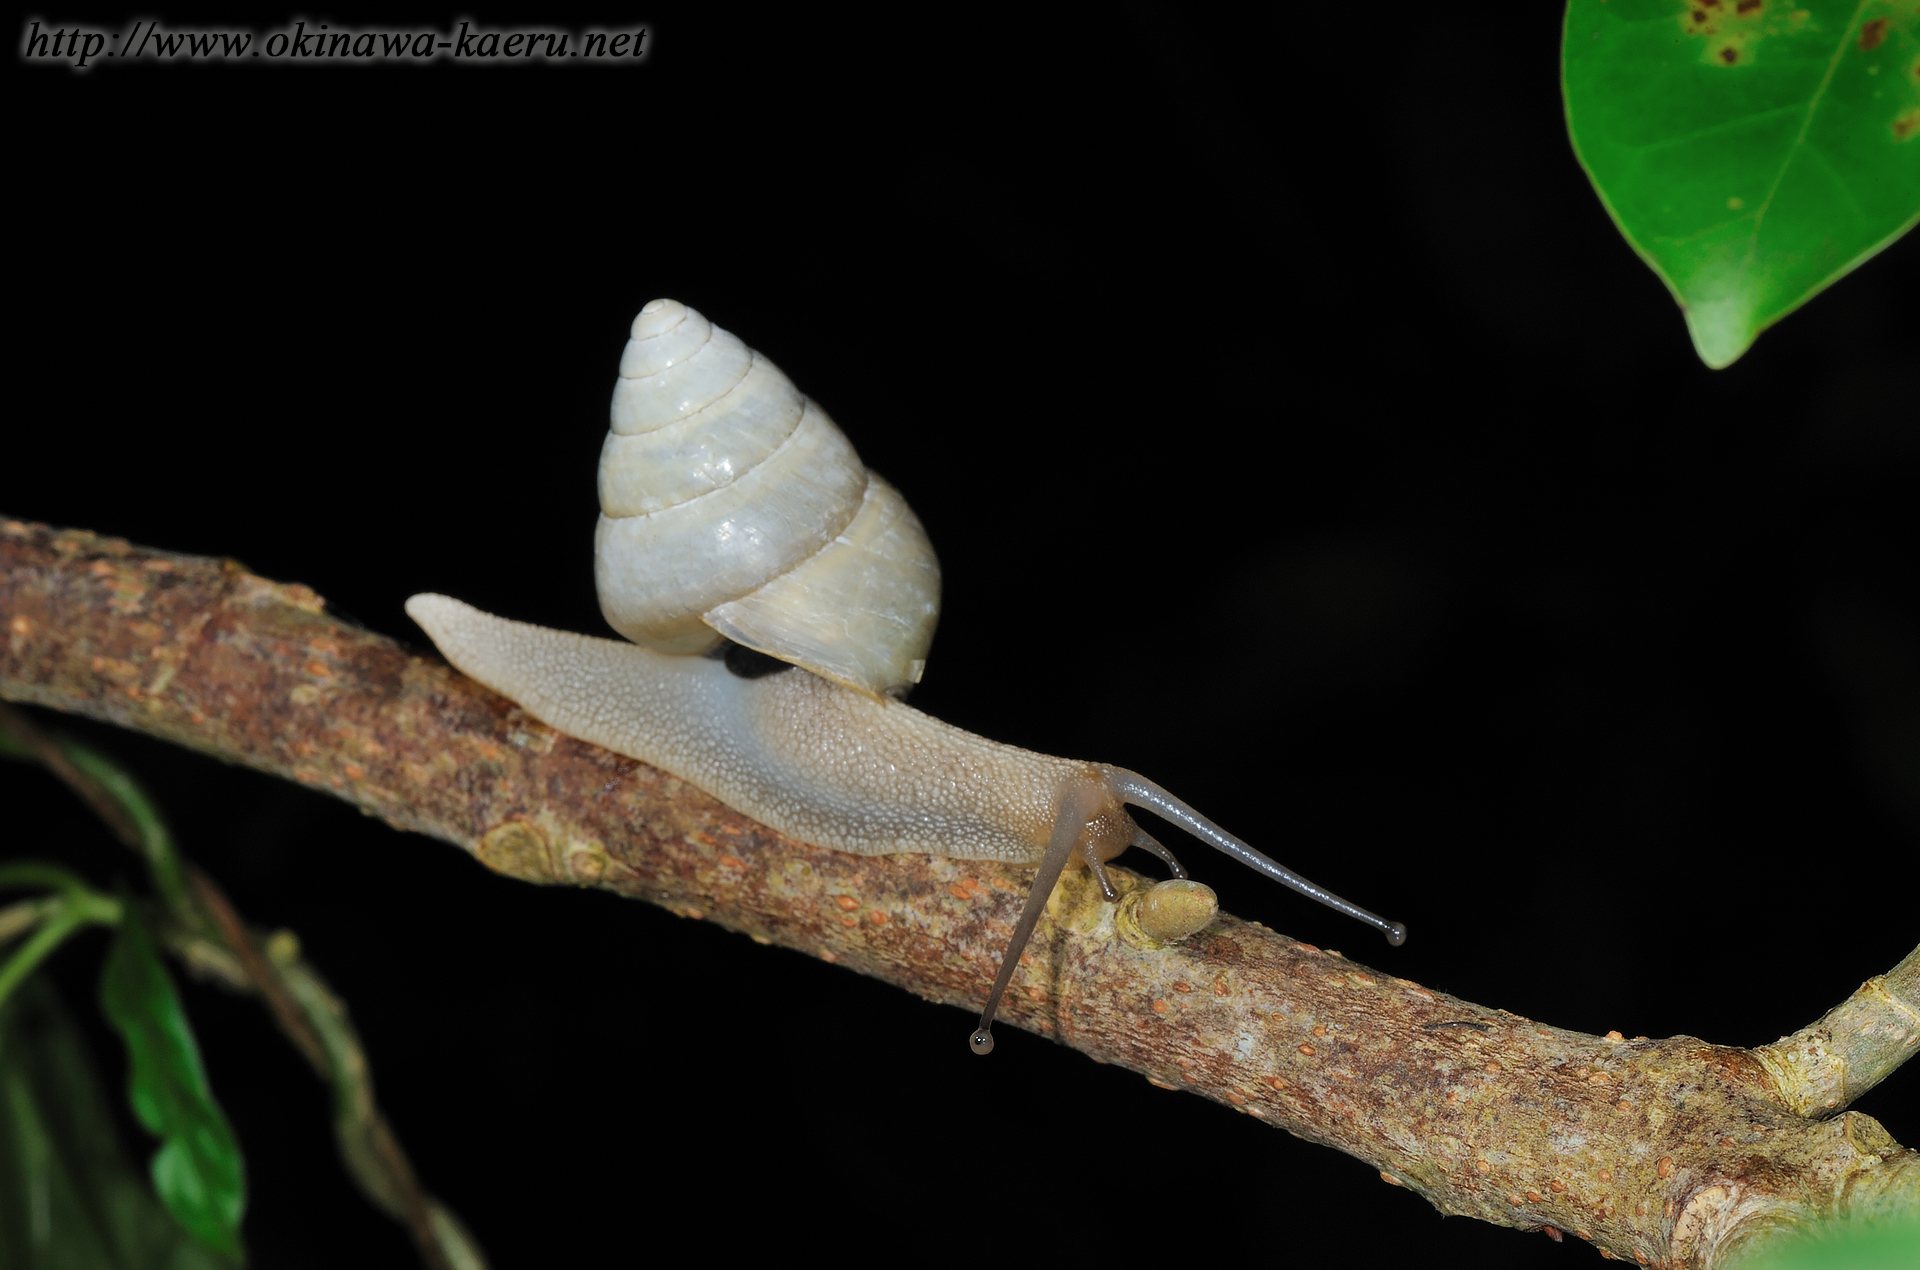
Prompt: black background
<box><xmin>6</xmin><ymin>5</ymin><xmax>1917</xmax><ymax>1267</ymax></box>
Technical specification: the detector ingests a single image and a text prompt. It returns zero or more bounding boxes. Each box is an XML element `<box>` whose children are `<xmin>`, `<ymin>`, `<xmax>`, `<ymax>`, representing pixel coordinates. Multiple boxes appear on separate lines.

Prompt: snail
<box><xmin>405</xmin><ymin>299</ymin><xmax>1406</xmax><ymax>1055</ymax></box>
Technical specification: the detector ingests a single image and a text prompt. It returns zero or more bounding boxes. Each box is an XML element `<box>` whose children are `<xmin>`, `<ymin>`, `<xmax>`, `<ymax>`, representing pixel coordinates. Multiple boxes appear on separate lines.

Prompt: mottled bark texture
<box><xmin>3</xmin><ymin>518</ymin><xmax>1915</xmax><ymax>1269</ymax></box>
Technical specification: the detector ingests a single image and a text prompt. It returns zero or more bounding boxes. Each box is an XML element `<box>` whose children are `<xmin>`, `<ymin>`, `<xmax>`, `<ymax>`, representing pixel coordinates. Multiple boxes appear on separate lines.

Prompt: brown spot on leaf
<box><xmin>1720</xmin><ymin>45</ymin><xmax>1739</xmax><ymax>63</ymax></box>
<box><xmin>1735</xmin><ymin>0</ymin><xmax>1759</xmax><ymax>11</ymax></box>
<box><xmin>1859</xmin><ymin>18</ymin><xmax>1886</xmax><ymax>50</ymax></box>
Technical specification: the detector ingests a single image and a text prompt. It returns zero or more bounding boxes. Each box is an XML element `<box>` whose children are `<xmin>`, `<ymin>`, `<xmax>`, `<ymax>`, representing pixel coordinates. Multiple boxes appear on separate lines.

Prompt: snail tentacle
<box><xmin>970</xmin><ymin>777</ymin><xmax>1107</xmax><ymax>1056</ymax></box>
<box><xmin>1101</xmin><ymin>767</ymin><xmax>1408</xmax><ymax>947</ymax></box>
<box><xmin>1082</xmin><ymin>843</ymin><xmax>1121</xmax><ymax>903</ymax></box>
<box><xmin>1129</xmin><ymin>826</ymin><xmax>1186</xmax><ymax>879</ymax></box>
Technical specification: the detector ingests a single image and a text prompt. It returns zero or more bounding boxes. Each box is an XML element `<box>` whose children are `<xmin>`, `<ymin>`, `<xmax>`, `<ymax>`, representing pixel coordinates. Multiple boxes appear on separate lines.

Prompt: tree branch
<box><xmin>2</xmin><ymin>516</ymin><xmax>1914</xmax><ymax>1269</ymax></box>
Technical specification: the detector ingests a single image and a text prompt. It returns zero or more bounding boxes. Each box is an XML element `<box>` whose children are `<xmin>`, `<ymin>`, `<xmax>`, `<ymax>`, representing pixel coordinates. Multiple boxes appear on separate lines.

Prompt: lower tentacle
<box><xmin>1082</xmin><ymin>841</ymin><xmax>1120</xmax><ymax>902</ymax></box>
<box><xmin>1129</xmin><ymin>826</ymin><xmax>1187</xmax><ymax>879</ymax></box>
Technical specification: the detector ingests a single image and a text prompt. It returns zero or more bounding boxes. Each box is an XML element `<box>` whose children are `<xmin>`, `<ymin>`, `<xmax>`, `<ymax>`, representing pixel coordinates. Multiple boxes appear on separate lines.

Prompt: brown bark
<box><xmin>2</xmin><ymin>516</ymin><xmax>1914</xmax><ymax>1269</ymax></box>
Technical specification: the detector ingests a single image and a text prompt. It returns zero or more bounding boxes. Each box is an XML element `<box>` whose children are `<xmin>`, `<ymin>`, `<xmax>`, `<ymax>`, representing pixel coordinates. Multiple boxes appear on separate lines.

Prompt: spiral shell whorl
<box><xmin>595</xmin><ymin>300</ymin><xmax>940</xmax><ymax>699</ymax></box>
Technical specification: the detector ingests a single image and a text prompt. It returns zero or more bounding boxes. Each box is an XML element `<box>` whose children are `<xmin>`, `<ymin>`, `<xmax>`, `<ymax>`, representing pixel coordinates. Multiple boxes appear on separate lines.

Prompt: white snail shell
<box><xmin>593</xmin><ymin>299</ymin><xmax>940</xmax><ymax>700</ymax></box>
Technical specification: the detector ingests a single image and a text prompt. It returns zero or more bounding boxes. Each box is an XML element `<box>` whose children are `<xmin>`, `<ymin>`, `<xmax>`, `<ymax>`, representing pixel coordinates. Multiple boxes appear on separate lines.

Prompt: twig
<box><xmin>0</xmin><ymin>700</ymin><xmax>143</xmax><ymax>847</ymax></box>
<box><xmin>0</xmin><ymin>862</ymin><xmax>123</xmax><ymax>1008</ymax></box>
<box><xmin>2</xmin><ymin>516</ymin><xmax>1915</xmax><ymax>1269</ymax></box>
<box><xmin>185</xmin><ymin>870</ymin><xmax>455</xmax><ymax>1270</ymax></box>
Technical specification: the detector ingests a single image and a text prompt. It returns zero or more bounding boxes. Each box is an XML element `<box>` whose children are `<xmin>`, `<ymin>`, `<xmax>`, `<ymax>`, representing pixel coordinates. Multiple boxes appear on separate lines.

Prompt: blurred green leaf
<box><xmin>0</xmin><ymin>977</ymin><xmax>234</xmax><ymax>1269</ymax></box>
<box><xmin>98</xmin><ymin>906</ymin><xmax>246</xmax><ymax>1262</ymax></box>
<box><xmin>1732</xmin><ymin>1217</ymin><xmax>1920</xmax><ymax>1269</ymax></box>
<box><xmin>1563</xmin><ymin>0</ymin><xmax>1920</xmax><ymax>367</ymax></box>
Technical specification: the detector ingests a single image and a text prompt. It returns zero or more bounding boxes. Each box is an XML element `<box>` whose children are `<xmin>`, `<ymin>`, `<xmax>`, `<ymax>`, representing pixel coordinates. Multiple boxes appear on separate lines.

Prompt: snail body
<box><xmin>406</xmin><ymin>593</ymin><xmax>1095</xmax><ymax>863</ymax></box>
<box><xmin>408</xmin><ymin>300</ymin><xmax>1405</xmax><ymax>1053</ymax></box>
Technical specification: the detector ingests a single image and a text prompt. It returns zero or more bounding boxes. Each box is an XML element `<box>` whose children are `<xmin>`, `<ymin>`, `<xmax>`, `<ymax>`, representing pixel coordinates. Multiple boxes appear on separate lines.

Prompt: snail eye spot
<box><xmin>722</xmin><ymin>641</ymin><xmax>796</xmax><ymax>680</ymax></box>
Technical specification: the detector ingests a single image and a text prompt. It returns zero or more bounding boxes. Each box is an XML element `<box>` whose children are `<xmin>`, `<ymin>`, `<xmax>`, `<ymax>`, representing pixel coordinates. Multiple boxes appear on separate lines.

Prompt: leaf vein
<box><xmin>1741</xmin><ymin>0</ymin><xmax>1875</xmax><ymax>279</ymax></box>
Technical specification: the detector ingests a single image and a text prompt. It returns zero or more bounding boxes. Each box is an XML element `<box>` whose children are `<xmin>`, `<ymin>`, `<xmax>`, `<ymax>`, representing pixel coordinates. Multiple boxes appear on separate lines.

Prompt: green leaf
<box><xmin>1563</xmin><ymin>0</ymin><xmax>1920</xmax><ymax>367</ymax></box>
<box><xmin>98</xmin><ymin>905</ymin><xmax>246</xmax><ymax>1262</ymax></box>
<box><xmin>1730</xmin><ymin>1216</ymin><xmax>1920</xmax><ymax>1269</ymax></box>
<box><xmin>0</xmin><ymin>976</ymin><xmax>234</xmax><ymax>1269</ymax></box>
